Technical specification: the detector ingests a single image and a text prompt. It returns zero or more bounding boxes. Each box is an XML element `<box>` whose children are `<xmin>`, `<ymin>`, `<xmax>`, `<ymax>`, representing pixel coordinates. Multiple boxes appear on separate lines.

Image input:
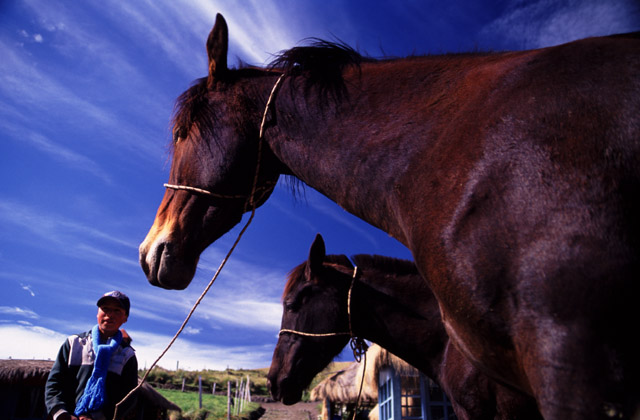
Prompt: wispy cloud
<box><xmin>0</xmin><ymin>199</ymin><xmax>137</xmax><ymax>250</ymax></box>
<box><xmin>0</xmin><ymin>323</ymin><xmax>274</xmax><ymax>370</ymax></box>
<box><xmin>0</xmin><ymin>118</ymin><xmax>112</xmax><ymax>184</ymax></box>
<box><xmin>0</xmin><ymin>306</ymin><xmax>39</xmax><ymax>319</ymax></box>
<box><xmin>20</xmin><ymin>284</ymin><xmax>35</xmax><ymax>297</ymax></box>
<box><xmin>129</xmin><ymin>269</ymin><xmax>282</xmax><ymax>332</ymax></box>
<box><xmin>183</xmin><ymin>326</ymin><xmax>201</xmax><ymax>335</ymax></box>
<box><xmin>482</xmin><ymin>0</ymin><xmax>639</xmax><ymax>49</ymax></box>
<box><xmin>132</xmin><ymin>329</ymin><xmax>278</xmax><ymax>371</ymax></box>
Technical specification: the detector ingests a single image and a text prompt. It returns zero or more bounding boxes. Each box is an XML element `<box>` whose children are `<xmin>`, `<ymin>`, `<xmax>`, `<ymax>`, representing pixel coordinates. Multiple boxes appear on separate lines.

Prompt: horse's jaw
<box><xmin>139</xmin><ymin>200</ymin><xmax>244</xmax><ymax>289</ymax></box>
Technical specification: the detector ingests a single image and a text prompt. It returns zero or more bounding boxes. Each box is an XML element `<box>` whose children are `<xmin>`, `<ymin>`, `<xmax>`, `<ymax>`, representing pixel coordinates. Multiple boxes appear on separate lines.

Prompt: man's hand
<box><xmin>56</xmin><ymin>413</ymin><xmax>79</xmax><ymax>420</ymax></box>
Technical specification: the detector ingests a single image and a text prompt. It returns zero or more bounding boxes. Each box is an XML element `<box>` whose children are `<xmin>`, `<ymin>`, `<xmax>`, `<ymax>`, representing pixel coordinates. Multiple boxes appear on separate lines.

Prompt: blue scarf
<box><xmin>75</xmin><ymin>324</ymin><xmax>123</xmax><ymax>416</ymax></box>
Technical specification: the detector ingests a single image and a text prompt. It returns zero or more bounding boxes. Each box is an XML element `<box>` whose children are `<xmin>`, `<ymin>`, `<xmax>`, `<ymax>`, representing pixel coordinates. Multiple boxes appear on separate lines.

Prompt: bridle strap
<box><xmin>163</xmin><ymin>182</ymin><xmax>276</xmax><ymax>200</ymax></box>
<box><xmin>115</xmin><ymin>73</ymin><xmax>286</xmax><ymax>420</ymax></box>
<box><xmin>278</xmin><ymin>265</ymin><xmax>368</xmax><ymax>361</ymax></box>
<box><xmin>162</xmin><ymin>72</ymin><xmax>286</xmax><ymax>204</ymax></box>
<box><xmin>277</xmin><ymin>265</ymin><xmax>368</xmax><ymax>420</ymax></box>
<box><xmin>278</xmin><ymin>329</ymin><xmax>350</xmax><ymax>337</ymax></box>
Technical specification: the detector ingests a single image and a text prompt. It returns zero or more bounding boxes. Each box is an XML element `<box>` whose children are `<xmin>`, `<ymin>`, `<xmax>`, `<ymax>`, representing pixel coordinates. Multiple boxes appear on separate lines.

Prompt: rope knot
<box><xmin>350</xmin><ymin>337</ymin><xmax>368</xmax><ymax>363</ymax></box>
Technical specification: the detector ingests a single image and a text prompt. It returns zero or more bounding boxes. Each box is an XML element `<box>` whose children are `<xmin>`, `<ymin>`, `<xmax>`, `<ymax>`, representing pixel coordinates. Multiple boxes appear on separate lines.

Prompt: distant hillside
<box><xmin>141</xmin><ymin>361</ymin><xmax>355</xmax><ymax>401</ymax></box>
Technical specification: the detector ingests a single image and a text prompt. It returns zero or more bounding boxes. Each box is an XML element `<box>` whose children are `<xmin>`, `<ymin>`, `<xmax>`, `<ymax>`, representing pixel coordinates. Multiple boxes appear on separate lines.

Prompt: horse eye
<box><xmin>173</xmin><ymin>127</ymin><xmax>187</xmax><ymax>143</ymax></box>
<box><xmin>284</xmin><ymin>300</ymin><xmax>298</xmax><ymax>312</ymax></box>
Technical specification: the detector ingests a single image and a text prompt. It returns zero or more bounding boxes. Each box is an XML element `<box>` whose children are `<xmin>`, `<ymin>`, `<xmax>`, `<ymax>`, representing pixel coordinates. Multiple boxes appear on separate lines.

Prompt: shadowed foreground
<box><xmin>258</xmin><ymin>401</ymin><xmax>320</xmax><ymax>420</ymax></box>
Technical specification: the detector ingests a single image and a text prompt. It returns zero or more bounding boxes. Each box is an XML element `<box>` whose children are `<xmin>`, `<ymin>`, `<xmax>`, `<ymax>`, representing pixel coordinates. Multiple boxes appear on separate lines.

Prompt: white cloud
<box><xmin>0</xmin><ymin>306</ymin><xmax>39</xmax><ymax>319</ymax></box>
<box><xmin>183</xmin><ymin>326</ymin><xmax>201</xmax><ymax>335</ymax></box>
<box><xmin>132</xmin><ymin>329</ymin><xmax>275</xmax><ymax>371</ymax></box>
<box><xmin>0</xmin><ymin>324</ymin><xmax>64</xmax><ymax>359</ymax></box>
<box><xmin>20</xmin><ymin>284</ymin><xmax>36</xmax><ymax>297</ymax></box>
<box><xmin>0</xmin><ymin>199</ymin><xmax>137</xmax><ymax>250</ymax></box>
<box><xmin>0</xmin><ymin>323</ymin><xmax>274</xmax><ymax>370</ymax></box>
<box><xmin>483</xmin><ymin>0</ymin><xmax>639</xmax><ymax>49</ymax></box>
<box><xmin>197</xmin><ymin>299</ymin><xmax>282</xmax><ymax>331</ymax></box>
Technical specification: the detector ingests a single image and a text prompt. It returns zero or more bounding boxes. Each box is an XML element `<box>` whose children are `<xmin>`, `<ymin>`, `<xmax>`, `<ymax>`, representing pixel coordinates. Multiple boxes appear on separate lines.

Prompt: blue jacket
<box><xmin>45</xmin><ymin>329</ymin><xmax>138</xmax><ymax>420</ymax></box>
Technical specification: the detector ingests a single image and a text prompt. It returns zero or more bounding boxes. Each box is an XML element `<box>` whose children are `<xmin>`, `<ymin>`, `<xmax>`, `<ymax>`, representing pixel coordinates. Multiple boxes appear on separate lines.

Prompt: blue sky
<box><xmin>1</xmin><ymin>0</ymin><xmax>638</xmax><ymax>371</ymax></box>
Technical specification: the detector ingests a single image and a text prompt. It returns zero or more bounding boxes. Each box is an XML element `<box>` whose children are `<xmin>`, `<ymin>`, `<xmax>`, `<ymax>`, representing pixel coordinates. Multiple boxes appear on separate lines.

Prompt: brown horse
<box><xmin>139</xmin><ymin>13</ymin><xmax>640</xmax><ymax>419</ymax></box>
<box><xmin>268</xmin><ymin>234</ymin><xmax>541</xmax><ymax>420</ymax></box>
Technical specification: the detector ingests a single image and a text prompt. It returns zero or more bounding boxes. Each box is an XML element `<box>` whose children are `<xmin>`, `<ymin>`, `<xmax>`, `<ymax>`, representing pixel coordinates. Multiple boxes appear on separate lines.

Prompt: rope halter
<box><xmin>278</xmin><ymin>265</ymin><xmax>369</xmax><ymax>361</ymax></box>
<box><xmin>163</xmin><ymin>72</ymin><xmax>286</xmax><ymax>208</ymax></box>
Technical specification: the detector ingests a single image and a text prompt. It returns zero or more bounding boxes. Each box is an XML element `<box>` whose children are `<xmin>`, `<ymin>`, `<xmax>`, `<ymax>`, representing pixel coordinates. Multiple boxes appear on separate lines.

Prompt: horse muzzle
<box><xmin>267</xmin><ymin>376</ymin><xmax>303</xmax><ymax>406</ymax></box>
<box><xmin>139</xmin><ymin>238</ymin><xmax>197</xmax><ymax>290</ymax></box>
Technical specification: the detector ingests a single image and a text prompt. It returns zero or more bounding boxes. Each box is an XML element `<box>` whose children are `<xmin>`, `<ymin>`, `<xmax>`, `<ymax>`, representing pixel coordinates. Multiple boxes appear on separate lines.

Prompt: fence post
<box><xmin>235</xmin><ymin>379</ymin><xmax>241</xmax><ymax>415</ymax></box>
<box><xmin>198</xmin><ymin>375</ymin><xmax>203</xmax><ymax>409</ymax></box>
<box><xmin>213</xmin><ymin>382</ymin><xmax>217</xmax><ymax>395</ymax></box>
<box><xmin>227</xmin><ymin>381</ymin><xmax>231</xmax><ymax>420</ymax></box>
<box><xmin>181</xmin><ymin>377</ymin><xmax>186</xmax><ymax>392</ymax></box>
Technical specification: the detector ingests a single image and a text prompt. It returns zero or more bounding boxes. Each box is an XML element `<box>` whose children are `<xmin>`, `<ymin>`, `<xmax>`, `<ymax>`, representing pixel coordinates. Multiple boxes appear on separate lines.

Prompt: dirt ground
<box><xmin>257</xmin><ymin>401</ymin><xmax>321</xmax><ymax>420</ymax></box>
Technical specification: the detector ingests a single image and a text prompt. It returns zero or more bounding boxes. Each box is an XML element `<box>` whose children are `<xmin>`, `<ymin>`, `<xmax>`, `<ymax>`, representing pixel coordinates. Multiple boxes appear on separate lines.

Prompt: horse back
<box><xmin>394</xmin><ymin>32</ymin><xmax>640</xmax><ymax>388</ymax></box>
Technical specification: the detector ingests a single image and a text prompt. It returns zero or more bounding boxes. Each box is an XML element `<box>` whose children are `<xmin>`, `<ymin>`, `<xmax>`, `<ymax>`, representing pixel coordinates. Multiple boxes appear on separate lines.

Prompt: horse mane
<box><xmin>282</xmin><ymin>253</ymin><xmax>418</xmax><ymax>300</ymax></box>
<box><xmin>171</xmin><ymin>39</ymin><xmax>368</xmax><ymax>195</ymax></box>
<box><xmin>170</xmin><ymin>77</ymin><xmax>212</xmax><ymax>150</ymax></box>
<box><xmin>351</xmin><ymin>254</ymin><xmax>418</xmax><ymax>276</ymax></box>
<box><xmin>282</xmin><ymin>254</ymin><xmax>353</xmax><ymax>300</ymax></box>
<box><xmin>269</xmin><ymin>39</ymin><xmax>367</xmax><ymax>102</ymax></box>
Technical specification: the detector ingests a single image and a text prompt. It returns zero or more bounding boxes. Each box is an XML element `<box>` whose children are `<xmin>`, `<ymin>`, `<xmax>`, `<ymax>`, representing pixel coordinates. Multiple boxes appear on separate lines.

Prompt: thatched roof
<box><xmin>0</xmin><ymin>359</ymin><xmax>53</xmax><ymax>386</ymax></box>
<box><xmin>0</xmin><ymin>359</ymin><xmax>180</xmax><ymax>411</ymax></box>
<box><xmin>309</xmin><ymin>344</ymin><xmax>421</xmax><ymax>405</ymax></box>
<box><xmin>356</xmin><ymin>344</ymin><xmax>420</xmax><ymax>396</ymax></box>
<box><xmin>309</xmin><ymin>361</ymin><xmax>376</xmax><ymax>404</ymax></box>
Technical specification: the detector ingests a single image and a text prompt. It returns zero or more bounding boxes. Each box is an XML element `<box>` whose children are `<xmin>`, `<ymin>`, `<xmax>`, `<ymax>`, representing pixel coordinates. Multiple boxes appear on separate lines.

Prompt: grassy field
<box><xmin>142</xmin><ymin>361</ymin><xmax>353</xmax><ymax>400</ymax></box>
<box><xmin>156</xmin><ymin>389</ymin><xmax>259</xmax><ymax>420</ymax></box>
<box><xmin>145</xmin><ymin>360</ymin><xmax>354</xmax><ymax>419</ymax></box>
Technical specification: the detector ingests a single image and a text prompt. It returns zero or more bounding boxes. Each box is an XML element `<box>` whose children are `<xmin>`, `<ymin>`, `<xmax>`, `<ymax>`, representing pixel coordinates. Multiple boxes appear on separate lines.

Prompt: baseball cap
<box><xmin>97</xmin><ymin>290</ymin><xmax>130</xmax><ymax>316</ymax></box>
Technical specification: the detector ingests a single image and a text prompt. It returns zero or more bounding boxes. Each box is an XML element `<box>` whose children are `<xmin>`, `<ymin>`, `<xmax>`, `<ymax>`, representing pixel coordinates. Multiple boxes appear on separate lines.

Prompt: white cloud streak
<box><xmin>0</xmin><ymin>306</ymin><xmax>39</xmax><ymax>319</ymax></box>
<box><xmin>0</xmin><ymin>323</ymin><xmax>275</xmax><ymax>370</ymax></box>
<box><xmin>483</xmin><ymin>0</ymin><xmax>639</xmax><ymax>49</ymax></box>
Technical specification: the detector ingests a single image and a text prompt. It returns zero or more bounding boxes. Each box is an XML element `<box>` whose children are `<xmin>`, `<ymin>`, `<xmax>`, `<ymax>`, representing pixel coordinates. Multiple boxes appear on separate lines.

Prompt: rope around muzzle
<box><xmin>278</xmin><ymin>266</ymin><xmax>369</xmax><ymax>420</ymax></box>
<box><xmin>113</xmin><ymin>73</ymin><xmax>286</xmax><ymax>420</ymax></box>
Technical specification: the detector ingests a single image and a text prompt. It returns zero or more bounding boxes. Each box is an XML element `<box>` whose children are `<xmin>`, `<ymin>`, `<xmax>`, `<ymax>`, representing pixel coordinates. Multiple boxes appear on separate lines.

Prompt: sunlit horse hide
<box><xmin>268</xmin><ymin>234</ymin><xmax>541</xmax><ymax>420</ymax></box>
<box><xmin>139</xmin><ymin>13</ymin><xmax>640</xmax><ymax>419</ymax></box>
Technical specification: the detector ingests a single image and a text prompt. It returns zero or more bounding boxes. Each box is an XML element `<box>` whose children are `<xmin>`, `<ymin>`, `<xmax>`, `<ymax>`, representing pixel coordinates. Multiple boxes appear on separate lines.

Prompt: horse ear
<box><xmin>307</xmin><ymin>234</ymin><xmax>326</xmax><ymax>277</ymax></box>
<box><xmin>207</xmin><ymin>13</ymin><xmax>228</xmax><ymax>86</ymax></box>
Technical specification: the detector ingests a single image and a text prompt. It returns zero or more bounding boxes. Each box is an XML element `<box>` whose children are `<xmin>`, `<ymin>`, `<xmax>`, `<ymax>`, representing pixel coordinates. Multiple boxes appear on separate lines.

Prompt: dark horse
<box><xmin>268</xmin><ymin>234</ymin><xmax>541</xmax><ymax>420</ymax></box>
<box><xmin>139</xmin><ymin>13</ymin><xmax>640</xmax><ymax>419</ymax></box>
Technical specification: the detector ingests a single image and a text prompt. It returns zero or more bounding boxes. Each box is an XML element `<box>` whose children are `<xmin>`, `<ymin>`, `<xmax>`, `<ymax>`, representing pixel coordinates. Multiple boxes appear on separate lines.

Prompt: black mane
<box><xmin>270</xmin><ymin>39</ymin><xmax>367</xmax><ymax>101</ymax></box>
<box><xmin>269</xmin><ymin>38</ymin><xmax>365</xmax><ymax>73</ymax></box>
<box><xmin>171</xmin><ymin>39</ymin><xmax>366</xmax><ymax>151</ymax></box>
<box><xmin>351</xmin><ymin>254</ymin><xmax>418</xmax><ymax>276</ymax></box>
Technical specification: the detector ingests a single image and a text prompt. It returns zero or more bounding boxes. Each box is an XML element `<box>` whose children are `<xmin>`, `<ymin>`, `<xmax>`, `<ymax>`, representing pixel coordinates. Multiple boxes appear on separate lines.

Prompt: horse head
<box><xmin>139</xmin><ymin>14</ymin><xmax>281</xmax><ymax>289</ymax></box>
<box><xmin>268</xmin><ymin>234</ymin><xmax>353</xmax><ymax>405</ymax></box>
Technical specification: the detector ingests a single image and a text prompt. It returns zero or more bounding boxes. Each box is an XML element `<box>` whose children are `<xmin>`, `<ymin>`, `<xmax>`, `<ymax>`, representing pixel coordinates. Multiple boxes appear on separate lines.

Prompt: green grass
<box><xmin>144</xmin><ymin>360</ymin><xmax>354</xmax><ymax>418</ymax></box>
<box><xmin>157</xmin><ymin>389</ymin><xmax>260</xmax><ymax>420</ymax></box>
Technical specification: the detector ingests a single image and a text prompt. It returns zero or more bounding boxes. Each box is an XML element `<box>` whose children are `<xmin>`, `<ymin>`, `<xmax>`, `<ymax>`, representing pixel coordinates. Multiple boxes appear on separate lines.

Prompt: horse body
<box><xmin>139</xmin><ymin>14</ymin><xmax>640</xmax><ymax>418</ymax></box>
<box><xmin>269</xmin><ymin>234</ymin><xmax>541</xmax><ymax>420</ymax></box>
<box><xmin>268</xmin><ymin>36</ymin><xmax>640</xmax><ymax>415</ymax></box>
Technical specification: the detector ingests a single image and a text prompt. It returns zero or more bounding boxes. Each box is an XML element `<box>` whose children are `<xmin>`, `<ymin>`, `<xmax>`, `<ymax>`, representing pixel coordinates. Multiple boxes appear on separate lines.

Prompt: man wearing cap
<box><xmin>45</xmin><ymin>291</ymin><xmax>138</xmax><ymax>420</ymax></box>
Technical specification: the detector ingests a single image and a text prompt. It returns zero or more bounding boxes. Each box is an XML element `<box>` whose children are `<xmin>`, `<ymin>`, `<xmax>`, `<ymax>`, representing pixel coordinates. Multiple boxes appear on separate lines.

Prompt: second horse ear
<box><xmin>307</xmin><ymin>233</ymin><xmax>326</xmax><ymax>275</ymax></box>
<box><xmin>207</xmin><ymin>13</ymin><xmax>228</xmax><ymax>86</ymax></box>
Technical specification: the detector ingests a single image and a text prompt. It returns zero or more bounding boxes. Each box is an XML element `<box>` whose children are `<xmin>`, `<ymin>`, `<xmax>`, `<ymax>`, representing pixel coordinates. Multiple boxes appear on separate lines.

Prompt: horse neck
<box><xmin>266</xmin><ymin>63</ymin><xmax>431</xmax><ymax>245</ymax></box>
<box><xmin>348</xmin><ymin>268</ymin><xmax>449</xmax><ymax>380</ymax></box>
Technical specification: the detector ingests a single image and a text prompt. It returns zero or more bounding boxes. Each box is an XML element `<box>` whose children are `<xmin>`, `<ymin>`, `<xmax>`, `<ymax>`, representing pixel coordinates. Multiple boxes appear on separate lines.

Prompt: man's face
<box><xmin>97</xmin><ymin>302</ymin><xmax>127</xmax><ymax>337</ymax></box>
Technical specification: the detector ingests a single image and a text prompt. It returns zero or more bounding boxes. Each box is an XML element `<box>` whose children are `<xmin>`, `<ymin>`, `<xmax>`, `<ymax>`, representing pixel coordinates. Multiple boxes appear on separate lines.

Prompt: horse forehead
<box><xmin>322</xmin><ymin>262</ymin><xmax>354</xmax><ymax>280</ymax></box>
